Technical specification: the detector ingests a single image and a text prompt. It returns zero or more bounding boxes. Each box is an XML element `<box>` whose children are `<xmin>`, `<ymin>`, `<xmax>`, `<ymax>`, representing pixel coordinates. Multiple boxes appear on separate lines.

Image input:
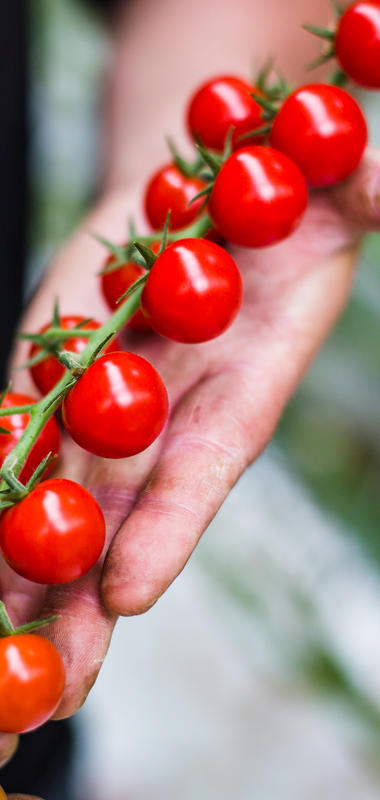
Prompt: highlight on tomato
<box><xmin>141</xmin><ymin>238</ymin><xmax>243</xmax><ymax>343</ymax></box>
<box><xmin>270</xmin><ymin>84</ymin><xmax>367</xmax><ymax>187</ymax></box>
<box><xmin>29</xmin><ymin>316</ymin><xmax>120</xmax><ymax>395</ymax></box>
<box><xmin>0</xmin><ymin>478</ymin><xmax>106</xmax><ymax>585</ymax></box>
<box><xmin>0</xmin><ymin>393</ymin><xmax>60</xmax><ymax>484</ymax></box>
<box><xmin>208</xmin><ymin>145</ymin><xmax>308</xmax><ymax>247</ymax></box>
<box><xmin>187</xmin><ymin>75</ymin><xmax>265</xmax><ymax>151</ymax></box>
<box><xmin>0</xmin><ymin>633</ymin><xmax>65</xmax><ymax>734</ymax></box>
<box><xmin>62</xmin><ymin>351</ymin><xmax>169</xmax><ymax>459</ymax></box>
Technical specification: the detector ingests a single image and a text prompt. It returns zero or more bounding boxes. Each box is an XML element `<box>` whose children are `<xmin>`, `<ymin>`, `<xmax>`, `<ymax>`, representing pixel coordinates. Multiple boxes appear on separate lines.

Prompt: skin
<box><xmin>1</xmin><ymin>0</ymin><xmax>379</xmax><ymax>767</ymax></box>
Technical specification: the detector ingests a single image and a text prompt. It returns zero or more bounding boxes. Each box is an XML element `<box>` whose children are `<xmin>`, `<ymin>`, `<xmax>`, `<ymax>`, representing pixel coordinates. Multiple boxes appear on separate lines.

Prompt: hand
<box><xmin>1</xmin><ymin>149</ymin><xmax>379</xmax><ymax>765</ymax></box>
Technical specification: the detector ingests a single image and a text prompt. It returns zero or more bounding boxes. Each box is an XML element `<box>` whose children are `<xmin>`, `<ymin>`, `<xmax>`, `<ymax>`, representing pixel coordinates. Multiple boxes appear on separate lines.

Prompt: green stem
<box><xmin>0</xmin><ymin>405</ymin><xmax>34</xmax><ymax>417</ymax></box>
<box><xmin>0</xmin><ymin>287</ymin><xmax>143</xmax><ymax>506</ymax></box>
<box><xmin>0</xmin><ymin>211</ymin><xmax>213</xmax><ymax>510</ymax></box>
<box><xmin>0</xmin><ymin>602</ymin><xmax>15</xmax><ymax>636</ymax></box>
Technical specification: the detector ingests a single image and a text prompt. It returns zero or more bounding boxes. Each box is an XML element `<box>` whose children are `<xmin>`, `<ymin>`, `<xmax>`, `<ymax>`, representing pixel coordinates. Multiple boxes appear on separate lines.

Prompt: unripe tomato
<box><xmin>0</xmin><ymin>634</ymin><xmax>65</xmax><ymax>734</ymax></box>
<box><xmin>208</xmin><ymin>146</ymin><xmax>308</xmax><ymax>248</ymax></box>
<box><xmin>30</xmin><ymin>316</ymin><xmax>120</xmax><ymax>396</ymax></box>
<box><xmin>0</xmin><ymin>393</ymin><xmax>60</xmax><ymax>484</ymax></box>
<box><xmin>101</xmin><ymin>256</ymin><xmax>150</xmax><ymax>332</ymax></box>
<box><xmin>141</xmin><ymin>239</ymin><xmax>243</xmax><ymax>343</ymax></box>
<box><xmin>0</xmin><ymin>479</ymin><xmax>105</xmax><ymax>585</ymax></box>
<box><xmin>336</xmin><ymin>1</ymin><xmax>380</xmax><ymax>88</ymax></box>
<box><xmin>270</xmin><ymin>84</ymin><xmax>367</xmax><ymax>187</ymax></box>
<box><xmin>187</xmin><ymin>75</ymin><xmax>265</xmax><ymax>151</ymax></box>
<box><xmin>62</xmin><ymin>352</ymin><xmax>168</xmax><ymax>459</ymax></box>
<box><xmin>144</xmin><ymin>163</ymin><xmax>207</xmax><ymax>230</ymax></box>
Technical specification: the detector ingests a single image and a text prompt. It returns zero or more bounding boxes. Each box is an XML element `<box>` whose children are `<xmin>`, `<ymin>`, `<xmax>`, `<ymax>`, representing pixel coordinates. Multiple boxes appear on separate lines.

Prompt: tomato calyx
<box><xmin>0</xmin><ymin>601</ymin><xmax>58</xmax><ymax>639</ymax></box>
<box><xmin>166</xmin><ymin>137</ymin><xmax>205</xmax><ymax>179</ymax></box>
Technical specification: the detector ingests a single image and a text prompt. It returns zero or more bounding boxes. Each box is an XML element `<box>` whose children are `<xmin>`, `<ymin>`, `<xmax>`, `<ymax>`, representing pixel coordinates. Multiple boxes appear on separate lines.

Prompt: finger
<box><xmin>332</xmin><ymin>147</ymin><xmax>380</xmax><ymax>231</ymax></box>
<box><xmin>102</xmin><ymin>243</ymin><xmax>356</xmax><ymax>616</ymax></box>
<box><xmin>0</xmin><ymin>734</ymin><xmax>18</xmax><ymax>769</ymax></box>
<box><xmin>40</xmin><ymin>442</ymin><xmax>161</xmax><ymax>720</ymax></box>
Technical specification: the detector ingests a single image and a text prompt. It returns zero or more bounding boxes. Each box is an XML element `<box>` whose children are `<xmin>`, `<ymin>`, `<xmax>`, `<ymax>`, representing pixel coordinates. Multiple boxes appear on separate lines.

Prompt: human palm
<box><xmin>0</xmin><ymin>150</ymin><xmax>379</xmax><ymax>752</ymax></box>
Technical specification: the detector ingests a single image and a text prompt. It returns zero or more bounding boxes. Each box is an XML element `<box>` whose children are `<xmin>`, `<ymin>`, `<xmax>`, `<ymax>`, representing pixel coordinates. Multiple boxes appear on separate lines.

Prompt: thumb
<box><xmin>333</xmin><ymin>147</ymin><xmax>380</xmax><ymax>230</ymax></box>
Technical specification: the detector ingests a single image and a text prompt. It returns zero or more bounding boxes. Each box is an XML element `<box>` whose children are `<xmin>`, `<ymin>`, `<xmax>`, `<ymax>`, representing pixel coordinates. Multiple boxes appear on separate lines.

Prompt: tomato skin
<box><xmin>0</xmin><ymin>393</ymin><xmax>60</xmax><ymax>484</ymax></box>
<box><xmin>30</xmin><ymin>316</ymin><xmax>120</xmax><ymax>396</ymax></box>
<box><xmin>208</xmin><ymin>145</ymin><xmax>308</xmax><ymax>248</ymax></box>
<box><xmin>141</xmin><ymin>239</ymin><xmax>243</xmax><ymax>343</ymax></box>
<box><xmin>144</xmin><ymin>163</ymin><xmax>207</xmax><ymax>231</ymax></box>
<box><xmin>0</xmin><ymin>479</ymin><xmax>105</xmax><ymax>585</ymax></box>
<box><xmin>0</xmin><ymin>633</ymin><xmax>65</xmax><ymax>734</ymax></box>
<box><xmin>270</xmin><ymin>84</ymin><xmax>367</xmax><ymax>187</ymax></box>
<box><xmin>336</xmin><ymin>1</ymin><xmax>380</xmax><ymax>88</ymax></box>
<box><xmin>62</xmin><ymin>352</ymin><xmax>169</xmax><ymax>459</ymax></box>
<box><xmin>187</xmin><ymin>75</ymin><xmax>264</xmax><ymax>151</ymax></box>
<box><xmin>101</xmin><ymin>257</ymin><xmax>150</xmax><ymax>332</ymax></box>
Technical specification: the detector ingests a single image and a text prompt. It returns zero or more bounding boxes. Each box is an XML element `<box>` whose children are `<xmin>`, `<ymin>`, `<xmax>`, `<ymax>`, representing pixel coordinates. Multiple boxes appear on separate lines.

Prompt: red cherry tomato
<box><xmin>270</xmin><ymin>84</ymin><xmax>367</xmax><ymax>187</ymax></box>
<box><xmin>144</xmin><ymin>163</ymin><xmax>207</xmax><ymax>230</ymax></box>
<box><xmin>101</xmin><ymin>246</ymin><xmax>163</xmax><ymax>333</ymax></box>
<box><xmin>187</xmin><ymin>75</ymin><xmax>265</xmax><ymax>151</ymax></box>
<box><xmin>0</xmin><ymin>478</ymin><xmax>106</xmax><ymax>585</ymax></box>
<box><xmin>336</xmin><ymin>1</ymin><xmax>380</xmax><ymax>88</ymax></box>
<box><xmin>208</xmin><ymin>145</ymin><xmax>308</xmax><ymax>248</ymax></box>
<box><xmin>62</xmin><ymin>352</ymin><xmax>169</xmax><ymax>459</ymax></box>
<box><xmin>30</xmin><ymin>316</ymin><xmax>120</xmax><ymax>396</ymax></box>
<box><xmin>0</xmin><ymin>393</ymin><xmax>60</xmax><ymax>484</ymax></box>
<box><xmin>141</xmin><ymin>239</ymin><xmax>243</xmax><ymax>343</ymax></box>
<box><xmin>0</xmin><ymin>633</ymin><xmax>65</xmax><ymax>734</ymax></box>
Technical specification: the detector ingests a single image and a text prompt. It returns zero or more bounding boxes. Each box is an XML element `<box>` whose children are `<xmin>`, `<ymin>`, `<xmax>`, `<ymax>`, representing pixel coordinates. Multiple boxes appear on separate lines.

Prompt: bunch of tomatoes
<box><xmin>0</xmin><ymin>0</ymin><xmax>379</xmax><ymax>739</ymax></box>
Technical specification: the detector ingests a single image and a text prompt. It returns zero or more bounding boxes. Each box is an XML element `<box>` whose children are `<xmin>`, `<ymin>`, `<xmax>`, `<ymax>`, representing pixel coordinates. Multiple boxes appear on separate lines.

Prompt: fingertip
<box><xmin>101</xmin><ymin>576</ymin><xmax>161</xmax><ymax>617</ymax></box>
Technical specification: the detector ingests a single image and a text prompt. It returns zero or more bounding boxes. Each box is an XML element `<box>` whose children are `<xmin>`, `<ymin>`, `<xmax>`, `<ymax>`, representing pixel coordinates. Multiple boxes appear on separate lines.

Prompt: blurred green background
<box><xmin>29</xmin><ymin>1</ymin><xmax>380</xmax><ymax>798</ymax></box>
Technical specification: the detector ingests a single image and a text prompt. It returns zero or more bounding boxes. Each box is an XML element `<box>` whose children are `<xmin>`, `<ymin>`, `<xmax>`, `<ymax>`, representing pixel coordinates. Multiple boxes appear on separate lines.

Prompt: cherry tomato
<box><xmin>141</xmin><ymin>238</ymin><xmax>243</xmax><ymax>343</ymax></box>
<box><xmin>101</xmin><ymin>246</ymin><xmax>162</xmax><ymax>333</ymax></box>
<box><xmin>270</xmin><ymin>84</ymin><xmax>367</xmax><ymax>187</ymax></box>
<box><xmin>0</xmin><ymin>393</ymin><xmax>60</xmax><ymax>484</ymax></box>
<box><xmin>144</xmin><ymin>163</ymin><xmax>207</xmax><ymax>230</ymax></box>
<box><xmin>187</xmin><ymin>75</ymin><xmax>265</xmax><ymax>151</ymax></box>
<box><xmin>0</xmin><ymin>479</ymin><xmax>105</xmax><ymax>585</ymax></box>
<box><xmin>208</xmin><ymin>145</ymin><xmax>308</xmax><ymax>248</ymax></box>
<box><xmin>336</xmin><ymin>1</ymin><xmax>380</xmax><ymax>88</ymax></box>
<box><xmin>0</xmin><ymin>633</ymin><xmax>65</xmax><ymax>734</ymax></box>
<box><xmin>62</xmin><ymin>352</ymin><xmax>168</xmax><ymax>459</ymax></box>
<box><xmin>30</xmin><ymin>316</ymin><xmax>120</xmax><ymax>396</ymax></box>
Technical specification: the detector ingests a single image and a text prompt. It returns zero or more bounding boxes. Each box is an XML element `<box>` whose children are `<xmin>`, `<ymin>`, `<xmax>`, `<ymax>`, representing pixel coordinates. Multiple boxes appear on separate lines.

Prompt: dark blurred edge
<box><xmin>0</xmin><ymin>0</ymin><xmax>28</xmax><ymax>384</ymax></box>
<box><xmin>0</xmin><ymin>721</ymin><xmax>75</xmax><ymax>800</ymax></box>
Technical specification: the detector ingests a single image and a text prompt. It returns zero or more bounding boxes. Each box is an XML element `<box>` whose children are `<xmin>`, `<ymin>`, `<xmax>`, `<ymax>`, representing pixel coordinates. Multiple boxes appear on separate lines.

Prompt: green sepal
<box><xmin>158</xmin><ymin>212</ymin><xmax>171</xmax><ymax>255</ymax></box>
<box><xmin>16</xmin><ymin>349</ymin><xmax>50</xmax><ymax>372</ymax></box>
<box><xmin>12</xmin><ymin>615</ymin><xmax>61</xmax><ymax>635</ymax></box>
<box><xmin>131</xmin><ymin>242</ymin><xmax>158</xmax><ymax>270</ymax></box>
<box><xmin>25</xmin><ymin>451</ymin><xmax>56</xmax><ymax>492</ymax></box>
<box><xmin>195</xmin><ymin>144</ymin><xmax>223</xmax><ymax>176</ymax></box>
<box><xmin>331</xmin><ymin>0</ymin><xmax>344</xmax><ymax>18</ymax></box>
<box><xmin>0</xmin><ymin>427</ymin><xmax>10</xmax><ymax>435</ymax></box>
<box><xmin>92</xmin><ymin>233</ymin><xmax>127</xmax><ymax>264</ymax></box>
<box><xmin>235</xmin><ymin>123</ymin><xmax>272</xmax><ymax>144</ymax></box>
<box><xmin>306</xmin><ymin>46</ymin><xmax>335</xmax><ymax>70</ymax></box>
<box><xmin>0</xmin><ymin>382</ymin><xmax>11</xmax><ymax>409</ymax></box>
<box><xmin>187</xmin><ymin>184</ymin><xmax>213</xmax><ymax>208</ymax></box>
<box><xmin>302</xmin><ymin>23</ymin><xmax>335</xmax><ymax>40</ymax></box>
<box><xmin>117</xmin><ymin>273</ymin><xmax>148</xmax><ymax>304</ymax></box>
<box><xmin>167</xmin><ymin>138</ymin><xmax>204</xmax><ymax>177</ymax></box>
<box><xmin>328</xmin><ymin>67</ymin><xmax>349</xmax><ymax>87</ymax></box>
<box><xmin>250</xmin><ymin>93</ymin><xmax>278</xmax><ymax>120</ymax></box>
<box><xmin>52</xmin><ymin>298</ymin><xmax>60</xmax><ymax>328</ymax></box>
